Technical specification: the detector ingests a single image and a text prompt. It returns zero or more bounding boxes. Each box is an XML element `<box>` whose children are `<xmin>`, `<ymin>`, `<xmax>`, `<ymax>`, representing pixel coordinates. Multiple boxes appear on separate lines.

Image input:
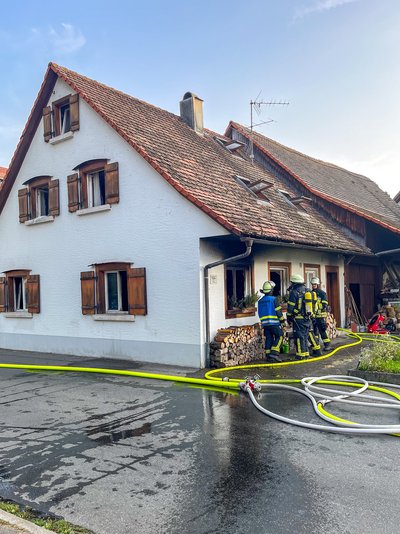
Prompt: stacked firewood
<box><xmin>326</xmin><ymin>313</ymin><xmax>338</xmax><ymax>339</ymax></box>
<box><xmin>210</xmin><ymin>323</ymin><xmax>264</xmax><ymax>368</ymax></box>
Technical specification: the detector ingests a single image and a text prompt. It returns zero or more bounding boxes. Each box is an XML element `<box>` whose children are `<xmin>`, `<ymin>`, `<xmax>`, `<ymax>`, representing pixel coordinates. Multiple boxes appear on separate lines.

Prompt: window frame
<box><xmin>268</xmin><ymin>262</ymin><xmax>291</xmax><ymax>299</ymax></box>
<box><xmin>18</xmin><ymin>176</ymin><xmax>59</xmax><ymax>223</ymax></box>
<box><xmin>304</xmin><ymin>264</ymin><xmax>321</xmax><ymax>289</ymax></box>
<box><xmin>52</xmin><ymin>96</ymin><xmax>71</xmax><ymax>137</ymax></box>
<box><xmin>0</xmin><ymin>270</ymin><xmax>40</xmax><ymax>314</ymax></box>
<box><xmin>225</xmin><ymin>261</ymin><xmax>255</xmax><ymax>318</ymax></box>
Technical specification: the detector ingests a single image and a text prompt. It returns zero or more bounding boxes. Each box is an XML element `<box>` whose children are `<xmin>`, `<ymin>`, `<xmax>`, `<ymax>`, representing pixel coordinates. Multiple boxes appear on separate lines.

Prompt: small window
<box><xmin>0</xmin><ymin>271</ymin><xmax>40</xmax><ymax>314</ymax></box>
<box><xmin>105</xmin><ymin>271</ymin><xmax>128</xmax><ymax>312</ymax></box>
<box><xmin>235</xmin><ymin>175</ymin><xmax>272</xmax><ymax>204</ymax></box>
<box><xmin>14</xmin><ymin>277</ymin><xmax>27</xmax><ymax>311</ymax></box>
<box><xmin>43</xmin><ymin>94</ymin><xmax>79</xmax><ymax>142</ymax></box>
<box><xmin>36</xmin><ymin>185</ymin><xmax>49</xmax><ymax>216</ymax></box>
<box><xmin>68</xmin><ymin>160</ymin><xmax>119</xmax><ymax>212</ymax></box>
<box><xmin>18</xmin><ymin>176</ymin><xmax>59</xmax><ymax>223</ymax></box>
<box><xmin>225</xmin><ymin>262</ymin><xmax>255</xmax><ymax>317</ymax></box>
<box><xmin>88</xmin><ymin>170</ymin><xmax>106</xmax><ymax>207</ymax></box>
<box><xmin>304</xmin><ymin>264</ymin><xmax>320</xmax><ymax>288</ymax></box>
<box><xmin>279</xmin><ymin>190</ymin><xmax>307</xmax><ymax>212</ymax></box>
<box><xmin>80</xmin><ymin>263</ymin><xmax>147</xmax><ymax>316</ymax></box>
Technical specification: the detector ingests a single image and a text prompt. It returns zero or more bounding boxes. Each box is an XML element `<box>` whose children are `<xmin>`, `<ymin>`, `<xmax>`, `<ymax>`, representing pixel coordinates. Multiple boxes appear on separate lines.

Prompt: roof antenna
<box><xmin>249</xmin><ymin>93</ymin><xmax>289</xmax><ymax>163</ymax></box>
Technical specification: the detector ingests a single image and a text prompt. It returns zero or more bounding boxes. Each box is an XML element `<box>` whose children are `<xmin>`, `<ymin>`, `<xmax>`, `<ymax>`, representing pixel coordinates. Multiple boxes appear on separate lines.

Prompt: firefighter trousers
<box><xmin>293</xmin><ymin>318</ymin><xmax>311</xmax><ymax>358</ymax></box>
<box><xmin>313</xmin><ymin>317</ymin><xmax>330</xmax><ymax>345</ymax></box>
<box><xmin>263</xmin><ymin>325</ymin><xmax>283</xmax><ymax>356</ymax></box>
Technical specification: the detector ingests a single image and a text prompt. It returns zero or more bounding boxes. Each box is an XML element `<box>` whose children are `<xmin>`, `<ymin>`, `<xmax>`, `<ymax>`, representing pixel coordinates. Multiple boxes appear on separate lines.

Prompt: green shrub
<box><xmin>358</xmin><ymin>339</ymin><xmax>400</xmax><ymax>373</ymax></box>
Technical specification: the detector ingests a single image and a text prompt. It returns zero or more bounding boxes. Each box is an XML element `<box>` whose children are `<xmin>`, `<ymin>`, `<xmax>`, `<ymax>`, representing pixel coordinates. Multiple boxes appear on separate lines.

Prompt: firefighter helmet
<box><xmin>290</xmin><ymin>274</ymin><xmax>304</xmax><ymax>284</ymax></box>
<box><xmin>261</xmin><ymin>281</ymin><xmax>273</xmax><ymax>293</ymax></box>
<box><xmin>269</xmin><ymin>281</ymin><xmax>276</xmax><ymax>288</ymax></box>
<box><xmin>311</xmin><ymin>277</ymin><xmax>320</xmax><ymax>285</ymax></box>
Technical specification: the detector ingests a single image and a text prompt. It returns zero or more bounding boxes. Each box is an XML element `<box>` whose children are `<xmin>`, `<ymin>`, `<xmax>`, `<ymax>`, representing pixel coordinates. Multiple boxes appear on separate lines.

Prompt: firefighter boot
<box><xmin>267</xmin><ymin>352</ymin><xmax>282</xmax><ymax>363</ymax></box>
<box><xmin>324</xmin><ymin>342</ymin><xmax>332</xmax><ymax>351</ymax></box>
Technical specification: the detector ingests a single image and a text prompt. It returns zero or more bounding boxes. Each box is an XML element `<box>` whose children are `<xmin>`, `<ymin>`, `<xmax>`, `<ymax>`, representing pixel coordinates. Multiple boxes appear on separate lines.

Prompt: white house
<box><xmin>0</xmin><ymin>63</ymin><xmax>398</xmax><ymax>368</ymax></box>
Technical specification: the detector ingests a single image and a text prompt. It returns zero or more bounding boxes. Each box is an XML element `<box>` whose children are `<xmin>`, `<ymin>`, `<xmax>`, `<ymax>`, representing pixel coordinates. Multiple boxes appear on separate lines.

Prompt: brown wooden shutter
<box><xmin>49</xmin><ymin>179</ymin><xmax>60</xmax><ymax>216</ymax></box>
<box><xmin>81</xmin><ymin>271</ymin><xmax>96</xmax><ymax>314</ymax></box>
<box><xmin>127</xmin><ymin>268</ymin><xmax>147</xmax><ymax>315</ymax></box>
<box><xmin>69</xmin><ymin>94</ymin><xmax>80</xmax><ymax>131</ymax></box>
<box><xmin>0</xmin><ymin>277</ymin><xmax>7</xmax><ymax>313</ymax></box>
<box><xmin>105</xmin><ymin>162</ymin><xmax>119</xmax><ymax>204</ymax></box>
<box><xmin>43</xmin><ymin>106</ymin><xmax>53</xmax><ymax>141</ymax></box>
<box><xmin>67</xmin><ymin>173</ymin><xmax>80</xmax><ymax>212</ymax></box>
<box><xmin>18</xmin><ymin>188</ymin><xmax>29</xmax><ymax>223</ymax></box>
<box><xmin>27</xmin><ymin>275</ymin><xmax>40</xmax><ymax>314</ymax></box>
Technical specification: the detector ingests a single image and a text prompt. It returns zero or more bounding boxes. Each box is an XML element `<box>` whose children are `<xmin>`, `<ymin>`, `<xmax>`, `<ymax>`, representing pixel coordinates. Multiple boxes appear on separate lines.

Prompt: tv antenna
<box><xmin>249</xmin><ymin>93</ymin><xmax>289</xmax><ymax>163</ymax></box>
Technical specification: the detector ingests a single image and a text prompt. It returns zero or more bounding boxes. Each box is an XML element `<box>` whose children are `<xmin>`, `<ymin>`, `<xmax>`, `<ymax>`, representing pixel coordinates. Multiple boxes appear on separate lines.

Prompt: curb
<box><xmin>348</xmin><ymin>369</ymin><xmax>400</xmax><ymax>385</ymax></box>
<box><xmin>0</xmin><ymin>509</ymin><xmax>56</xmax><ymax>534</ymax></box>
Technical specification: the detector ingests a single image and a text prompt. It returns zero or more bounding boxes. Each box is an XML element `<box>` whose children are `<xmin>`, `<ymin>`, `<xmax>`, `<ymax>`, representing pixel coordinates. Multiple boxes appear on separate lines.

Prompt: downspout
<box><xmin>204</xmin><ymin>238</ymin><xmax>254</xmax><ymax>366</ymax></box>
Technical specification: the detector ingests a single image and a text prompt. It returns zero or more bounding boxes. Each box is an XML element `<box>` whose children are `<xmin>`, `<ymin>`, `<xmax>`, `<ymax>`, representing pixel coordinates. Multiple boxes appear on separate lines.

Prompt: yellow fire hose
<box><xmin>0</xmin><ymin>329</ymin><xmax>399</xmax><ymax>434</ymax></box>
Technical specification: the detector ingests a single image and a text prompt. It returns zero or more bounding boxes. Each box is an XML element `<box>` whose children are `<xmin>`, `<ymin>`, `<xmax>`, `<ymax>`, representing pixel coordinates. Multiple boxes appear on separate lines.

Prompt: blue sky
<box><xmin>1</xmin><ymin>0</ymin><xmax>399</xmax><ymax>196</ymax></box>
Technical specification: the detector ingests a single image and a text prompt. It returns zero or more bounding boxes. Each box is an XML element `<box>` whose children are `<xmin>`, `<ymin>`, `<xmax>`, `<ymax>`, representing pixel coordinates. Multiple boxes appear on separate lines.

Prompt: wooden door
<box><xmin>325</xmin><ymin>265</ymin><xmax>341</xmax><ymax>325</ymax></box>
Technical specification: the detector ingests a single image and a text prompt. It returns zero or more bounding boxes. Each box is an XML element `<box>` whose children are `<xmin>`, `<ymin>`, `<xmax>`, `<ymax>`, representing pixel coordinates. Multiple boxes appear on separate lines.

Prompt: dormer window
<box><xmin>18</xmin><ymin>176</ymin><xmax>60</xmax><ymax>224</ymax></box>
<box><xmin>43</xmin><ymin>94</ymin><xmax>79</xmax><ymax>142</ymax></box>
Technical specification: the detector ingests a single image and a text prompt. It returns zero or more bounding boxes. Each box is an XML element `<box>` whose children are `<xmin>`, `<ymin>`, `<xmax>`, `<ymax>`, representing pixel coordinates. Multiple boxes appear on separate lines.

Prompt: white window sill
<box><xmin>92</xmin><ymin>314</ymin><xmax>135</xmax><ymax>322</ymax></box>
<box><xmin>49</xmin><ymin>131</ymin><xmax>74</xmax><ymax>145</ymax></box>
<box><xmin>77</xmin><ymin>204</ymin><xmax>111</xmax><ymax>216</ymax></box>
<box><xmin>24</xmin><ymin>215</ymin><xmax>55</xmax><ymax>226</ymax></box>
<box><xmin>4</xmin><ymin>312</ymin><xmax>33</xmax><ymax>319</ymax></box>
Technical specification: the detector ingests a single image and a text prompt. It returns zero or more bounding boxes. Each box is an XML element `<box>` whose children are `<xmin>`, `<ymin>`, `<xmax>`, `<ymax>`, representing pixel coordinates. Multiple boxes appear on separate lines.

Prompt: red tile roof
<box><xmin>0</xmin><ymin>63</ymin><xmax>373</xmax><ymax>254</ymax></box>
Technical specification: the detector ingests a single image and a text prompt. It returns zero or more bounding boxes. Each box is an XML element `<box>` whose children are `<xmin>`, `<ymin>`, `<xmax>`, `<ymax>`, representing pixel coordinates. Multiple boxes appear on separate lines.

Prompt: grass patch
<box><xmin>0</xmin><ymin>500</ymin><xmax>94</xmax><ymax>534</ymax></box>
<box><xmin>358</xmin><ymin>339</ymin><xmax>400</xmax><ymax>373</ymax></box>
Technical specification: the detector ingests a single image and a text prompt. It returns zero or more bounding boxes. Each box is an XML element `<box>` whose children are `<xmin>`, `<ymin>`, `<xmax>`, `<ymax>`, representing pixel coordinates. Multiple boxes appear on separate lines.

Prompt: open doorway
<box><xmin>326</xmin><ymin>266</ymin><xmax>341</xmax><ymax>325</ymax></box>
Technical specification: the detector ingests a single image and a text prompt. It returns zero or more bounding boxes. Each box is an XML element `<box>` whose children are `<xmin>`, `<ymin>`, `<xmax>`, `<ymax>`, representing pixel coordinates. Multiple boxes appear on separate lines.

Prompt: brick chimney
<box><xmin>180</xmin><ymin>92</ymin><xmax>204</xmax><ymax>135</ymax></box>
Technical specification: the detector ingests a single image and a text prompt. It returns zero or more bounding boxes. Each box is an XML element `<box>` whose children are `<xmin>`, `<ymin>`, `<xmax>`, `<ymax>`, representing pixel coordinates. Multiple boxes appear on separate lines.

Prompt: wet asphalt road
<box><xmin>0</xmin><ymin>345</ymin><xmax>399</xmax><ymax>534</ymax></box>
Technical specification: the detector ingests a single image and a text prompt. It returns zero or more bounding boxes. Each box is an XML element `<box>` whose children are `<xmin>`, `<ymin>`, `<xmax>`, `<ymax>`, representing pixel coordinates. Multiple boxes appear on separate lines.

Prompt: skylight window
<box><xmin>234</xmin><ymin>175</ymin><xmax>273</xmax><ymax>204</ymax></box>
<box><xmin>279</xmin><ymin>190</ymin><xmax>310</xmax><ymax>212</ymax></box>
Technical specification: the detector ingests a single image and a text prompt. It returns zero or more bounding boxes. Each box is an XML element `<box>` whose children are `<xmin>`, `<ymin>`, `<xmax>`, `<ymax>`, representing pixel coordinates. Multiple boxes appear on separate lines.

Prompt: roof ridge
<box><xmin>49</xmin><ymin>62</ymin><xmax>181</xmax><ymax>122</ymax></box>
<box><xmin>230</xmin><ymin>120</ymin><xmax>377</xmax><ymax>182</ymax></box>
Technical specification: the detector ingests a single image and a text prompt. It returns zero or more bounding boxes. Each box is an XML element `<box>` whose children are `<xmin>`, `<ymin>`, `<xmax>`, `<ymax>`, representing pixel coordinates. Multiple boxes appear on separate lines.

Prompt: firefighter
<box><xmin>311</xmin><ymin>277</ymin><xmax>331</xmax><ymax>351</ymax></box>
<box><xmin>286</xmin><ymin>274</ymin><xmax>315</xmax><ymax>360</ymax></box>
<box><xmin>257</xmin><ymin>281</ymin><xmax>286</xmax><ymax>363</ymax></box>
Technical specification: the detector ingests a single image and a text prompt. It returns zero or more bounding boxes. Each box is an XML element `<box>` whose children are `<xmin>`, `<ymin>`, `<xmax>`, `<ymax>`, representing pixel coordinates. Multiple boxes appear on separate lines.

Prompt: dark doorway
<box><xmin>326</xmin><ymin>266</ymin><xmax>341</xmax><ymax>325</ymax></box>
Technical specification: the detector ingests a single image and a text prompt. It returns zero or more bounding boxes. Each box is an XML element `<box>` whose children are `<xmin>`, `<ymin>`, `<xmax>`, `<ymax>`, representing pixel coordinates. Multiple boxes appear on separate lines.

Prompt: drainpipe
<box><xmin>204</xmin><ymin>238</ymin><xmax>253</xmax><ymax>367</ymax></box>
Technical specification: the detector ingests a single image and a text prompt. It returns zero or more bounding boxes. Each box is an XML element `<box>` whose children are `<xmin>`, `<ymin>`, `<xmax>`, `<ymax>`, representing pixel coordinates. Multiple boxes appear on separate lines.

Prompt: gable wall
<box><xmin>0</xmin><ymin>78</ymin><xmax>228</xmax><ymax>367</ymax></box>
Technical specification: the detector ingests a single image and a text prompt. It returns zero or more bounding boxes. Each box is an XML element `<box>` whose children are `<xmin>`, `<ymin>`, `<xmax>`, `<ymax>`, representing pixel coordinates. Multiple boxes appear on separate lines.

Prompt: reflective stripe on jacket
<box><xmin>258</xmin><ymin>295</ymin><xmax>284</xmax><ymax>326</ymax></box>
<box><xmin>314</xmin><ymin>287</ymin><xmax>329</xmax><ymax>318</ymax></box>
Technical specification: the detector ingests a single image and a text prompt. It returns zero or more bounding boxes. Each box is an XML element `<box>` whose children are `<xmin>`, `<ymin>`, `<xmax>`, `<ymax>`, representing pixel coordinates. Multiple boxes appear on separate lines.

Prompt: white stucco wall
<box><xmin>0</xmin><ymin>78</ymin><xmax>227</xmax><ymax>368</ymax></box>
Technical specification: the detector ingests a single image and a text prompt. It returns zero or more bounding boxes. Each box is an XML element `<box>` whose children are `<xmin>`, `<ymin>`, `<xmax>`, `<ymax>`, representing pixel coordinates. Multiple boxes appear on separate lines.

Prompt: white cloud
<box><xmin>294</xmin><ymin>0</ymin><xmax>359</xmax><ymax>20</ymax></box>
<box><xmin>48</xmin><ymin>23</ymin><xmax>86</xmax><ymax>54</ymax></box>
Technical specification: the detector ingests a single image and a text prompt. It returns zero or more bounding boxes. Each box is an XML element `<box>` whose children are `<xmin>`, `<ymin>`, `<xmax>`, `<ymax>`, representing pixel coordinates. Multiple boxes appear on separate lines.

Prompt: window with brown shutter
<box><xmin>72</xmin><ymin>160</ymin><xmax>119</xmax><ymax>212</ymax></box>
<box><xmin>0</xmin><ymin>277</ymin><xmax>7</xmax><ymax>312</ymax></box>
<box><xmin>18</xmin><ymin>188</ymin><xmax>30</xmax><ymax>223</ymax></box>
<box><xmin>80</xmin><ymin>271</ymin><xmax>96</xmax><ymax>314</ymax></box>
<box><xmin>43</xmin><ymin>106</ymin><xmax>53</xmax><ymax>142</ymax></box>
<box><xmin>0</xmin><ymin>270</ymin><xmax>40</xmax><ymax>314</ymax></box>
<box><xmin>18</xmin><ymin>176</ymin><xmax>60</xmax><ymax>223</ymax></box>
<box><xmin>81</xmin><ymin>263</ymin><xmax>147</xmax><ymax>316</ymax></box>
<box><xmin>27</xmin><ymin>275</ymin><xmax>40</xmax><ymax>313</ymax></box>
<box><xmin>43</xmin><ymin>94</ymin><xmax>79</xmax><ymax>141</ymax></box>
